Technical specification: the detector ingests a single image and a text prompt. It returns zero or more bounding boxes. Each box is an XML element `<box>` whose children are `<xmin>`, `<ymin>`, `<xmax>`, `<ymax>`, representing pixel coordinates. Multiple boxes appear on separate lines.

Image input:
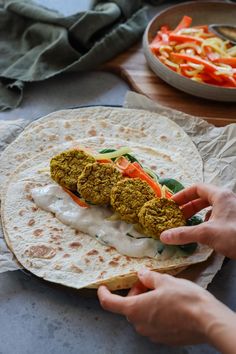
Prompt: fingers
<box><xmin>97</xmin><ymin>286</ymin><xmax>132</xmax><ymax>315</ymax></box>
<box><xmin>181</xmin><ymin>198</ymin><xmax>210</xmax><ymax>219</ymax></box>
<box><xmin>138</xmin><ymin>269</ymin><xmax>164</xmax><ymax>289</ymax></box>
<box><xmin>172</xmin><ymin>183</ymin><xmax>219</xmax><ymax>206</ymax></box>
<box><xmin>127</xmin><ymin>281</ymin><xmax>148</xmax><ymax>296</ymax></box>
<box><xmin>160</xmin><ymin>223</ymin><xmax>214</xmax><ymax>245</ymax></box>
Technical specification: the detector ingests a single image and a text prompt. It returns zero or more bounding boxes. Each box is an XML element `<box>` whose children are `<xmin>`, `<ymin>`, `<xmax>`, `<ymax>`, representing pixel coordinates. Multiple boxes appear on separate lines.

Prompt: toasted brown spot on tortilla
<box><xmin>26</xmin><ymin>194</ymin><xmax>33</xmax><ymax>202</ymax></box>
<box><xmin>86</xmin><ymin>249</ymin><xmax>99</xmax><ymax>256</ymax></box>
<box><xmin>70</xmin><ymin>264</ymin><xmax>83</xmax><ymax>273</ymax></box>
<box><xmin>64</xmin><ymin>122</ymin><xmax>71</xmax><ymax>128</ymax></box>
<box><xmin>160</xmin><ymin>135</ymin><xmax>168</xmax><ymax>141</ymax></box>
<box><xmin>28</xmin><ymin>219</ymin><xmax>35</xmax><ymax>226</ymax></box>
<box><xmin>105</xmin><ymin>247</ymin><xmax>114</xmax><ymax>253</ymax></box>
<box><xmin>112</xmin><ymin>255</ymin><xmax>121</xmax><ymax>262</ymax></box>
<box><xmin>13</xmin><ymin>226</ymin><xmax>18</xmax><ymax>230</ymax></box>
<box><xmin>88</xmin><ymin>127</ymin><xmax>97</xmax><ymax>137</ymax></box>
<box><xmin>109</xmin><ymin>261</ymin><xmax>119</xmax><ymax>267</ymax></box>
<box><xmin>52</xmin><ymin>227</ymin><xmax>60</xmax><ymax>232</ymax></box>
<box><xmin>100</xmin><ymin>271</ymin><xmax>107</xmax><ymax>277</ymax></box>
<box><xmin>31</xmin><ymin>207</ymin><xmax>38</xmax><ymax>212</ymax></box>
<box><xmin>65</xmin><ymin>135</ymin><xmax>73</xmax><ymax>141</ymax></box>
<box><xmin>24</xmin><ymin>183</ymin><xmax>31</xmax><ymax>193</ymax></box>
<box><xmin>99</xmin><ymin>256</ymin><xmax>104</xmax><ymax>263</ymax></box>
<box><xmin>49</xmin><ymin>134</ymin><xmax>57</xmax><ymax>141</ymax></box>
<box><xmin>150</xmin><ymin>165</ymin><xmax>157</xmax><ymax>170</ymax></box>
<box><xmin>26</xmin><ymin>245</ymin><xmax>56</xmax><ymax>259</ymax></box>
<box><xmin>63</xmin><ymin>254</ymin><xmax>70</xmax><ymax>258</ymax></box>
<box><xmin>100</xmin><ymin>121</ymin><xmax>107</xmax><ymax>128</ymax></box>
<box><xmin>163</xmin><ymin>154</ymin><xmax>172</xmax><ymax>162</ymax></box>
<box><xmin>54</xmin><ymin>264</ymin><xmax>62</xmax><ymax>270</ymax></box>
<box><xmin>75</xmin><ymin>230</ymin><xmax>80</xmax><ymax>235</ymax></box>
<box><xmin>69</xmin><ymin>242</ymin><xmax>82</xmax><ymax>249</ymax></box>
<box><xmin>146</xmin><ymin>263</ymin><xmax>154</xmax><ymax>268</ymax></box>
<box><xmin>57</xmin><ymin>247</ymin><xmax>63</xmax><ymax>251</ymax></box>
<box><xmin>125</xmin><ymin>256</ymin><xmax>131</xmax><ymax>262</ymax></box>
<box><xmin>51</xmin><ymin>234</ymin><xmax>62</xmax><ymax>241</ymax></box>
<box><xmin>84</xmin><ymin>258</ymin><xmax>90</xmax><ymax>264</ymax></box>
<box><xmin>19</xmin><ymin>209</ymin><xmax>25</xmax><ymax>216</ymax></box>
<box><xmin>33</xmin><ymin>229</ymin><xmax>43</xmax><ymax>237</ymax></box>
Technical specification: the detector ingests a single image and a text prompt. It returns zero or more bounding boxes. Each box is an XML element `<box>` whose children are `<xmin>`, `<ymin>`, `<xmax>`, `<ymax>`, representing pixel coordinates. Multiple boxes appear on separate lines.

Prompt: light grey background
<box><xmin>0</xmin><ymin>1</ymin><xmax>234</xmax><ymax>353</ymax></box>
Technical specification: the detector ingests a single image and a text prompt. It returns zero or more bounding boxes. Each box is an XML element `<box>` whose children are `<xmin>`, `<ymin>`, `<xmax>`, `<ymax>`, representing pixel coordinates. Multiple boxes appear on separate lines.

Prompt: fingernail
<box><xmin>160</xmin><ymin>231</ymin><xmax>171</xmax><ymax>242</ymax></box>
<box><xmin>138</xmin><ymin>269</ymin><xmax>149</xmax><ymax>277</ymax></box>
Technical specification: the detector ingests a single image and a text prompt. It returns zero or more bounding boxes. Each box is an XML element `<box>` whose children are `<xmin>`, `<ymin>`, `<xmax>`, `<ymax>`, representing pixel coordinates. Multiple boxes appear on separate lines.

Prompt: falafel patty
<box><xmin>138</xmin><ymin>198</ymin><xmax>186</xmax><ymax>239</ymax></box>
<box><xmin>77</xmin><ymin>162</ymin><xmax>122</xmax><ymax>205</ymax></box>
<box><xmin>50</xmin><ymin>149</ymin><xmax>95</xmax><ymax>191</ymax></box>
<box><xmin>110</xmin><ymin>178</ymin><xmax>155</xmax><ymax>223</ymax></box>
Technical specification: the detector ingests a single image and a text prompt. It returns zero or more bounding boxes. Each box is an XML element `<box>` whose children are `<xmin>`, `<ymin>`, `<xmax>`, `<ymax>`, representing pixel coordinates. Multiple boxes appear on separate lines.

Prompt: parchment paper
<box><xmin>0</xmin><ymin>93</ymin><xmax>235</xmax><ymax>288</ymax></box>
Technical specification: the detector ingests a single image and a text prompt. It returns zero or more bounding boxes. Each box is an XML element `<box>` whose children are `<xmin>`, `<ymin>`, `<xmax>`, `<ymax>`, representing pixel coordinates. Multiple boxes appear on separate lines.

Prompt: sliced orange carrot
<box><xmin>173</xmin><ymin>16</ymin><xmax>192</xmax><ymax>33</ymax></box>
<box><xmin>63</xmin><ymin>188</ymin><xmax>89</xmax><ymax>208</ymax></box>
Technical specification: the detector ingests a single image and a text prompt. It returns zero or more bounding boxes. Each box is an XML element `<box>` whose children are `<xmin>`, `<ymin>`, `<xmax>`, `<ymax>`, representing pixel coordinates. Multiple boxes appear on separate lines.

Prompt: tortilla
<box><xmin>1</xmin><ymin>135</ymin><xmax>212</xmax><ymax>290</ymax></box>
<box><xmin>0</xmin><ymin>107</ymin><xmax>213</xmax><ymax>289</ymax></box>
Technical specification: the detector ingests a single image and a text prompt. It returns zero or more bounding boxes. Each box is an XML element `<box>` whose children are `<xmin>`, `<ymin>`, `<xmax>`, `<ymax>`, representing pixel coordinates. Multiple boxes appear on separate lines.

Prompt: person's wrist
<box><xmin>197</xmin><ymin>293</ymin><xmax>236</xmax><ymax>353</ymax></box>
<box><xmin>190</xmin><ymin>291</ymin><xmax>217</xmax><ymax>341</ymax></box>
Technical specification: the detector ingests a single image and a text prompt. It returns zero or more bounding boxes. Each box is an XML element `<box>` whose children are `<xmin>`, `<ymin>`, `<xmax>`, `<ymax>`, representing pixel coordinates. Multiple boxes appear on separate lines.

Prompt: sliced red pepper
<box><xmin>124</xmin><ymin>164</ymin><xmax>162</xmax><ymax>197</ymax></box>
<box><xmin>159</xmin><ymin>31</ymin><xmax>169</xmax><ymax>45</ymax></box>
<box><xmin>97</xmin><ymin>159</ymin><xmax>112</xmax><ymax>164</ymax></box>
<box><xmin>221</xmin><ymin>75</ymin><xmax>236</xmax><ymax>87</ymax></box>
<box><xmin>115</xmin><ymin>156</ymin><xmax>130</xmax><ymax>171</ymax></box>
<box><xmin>173</xmin><ymin>16</ymin><xmax>192</xmax><ymax>33</ymax></box>
<box><xmin>194</xmin><ymin>25</ymin><xmax>209</xmax><ymax>32</ymax></box>
<box><xmin>212</xmin><ymin>57</ymin><xmax>236</xmax><ymax>68</ymax></box>
<box><xmin>115</xmin><ymin>157</ymin><xmax>162</xmax><ymax>197</ymax></box>
<box><xmin>169</xmin><ymin>33</ymin><xmax>203</xmax><ymax>45</ymax></box>
<box><xmin>63</xmin><ymin>188</ymin><xmax>89</xmax><ymax>208</ymax></box>
<box><xmin>160</xmin><ymin>25</ymin><xmax>170</xmax><ymax>33</ymax></box>
<box><xmin>171</xmin><ymin>52</ymin><xmax>217</xmax><ymax>73</ymax></box>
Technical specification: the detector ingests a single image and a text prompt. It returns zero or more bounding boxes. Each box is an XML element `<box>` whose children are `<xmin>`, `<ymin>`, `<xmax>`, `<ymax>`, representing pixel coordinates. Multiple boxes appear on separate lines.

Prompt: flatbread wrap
<box><xmin>0</xmin><ymin>107</ymin><xmax>213</xmax><ymax>290</ymax></box>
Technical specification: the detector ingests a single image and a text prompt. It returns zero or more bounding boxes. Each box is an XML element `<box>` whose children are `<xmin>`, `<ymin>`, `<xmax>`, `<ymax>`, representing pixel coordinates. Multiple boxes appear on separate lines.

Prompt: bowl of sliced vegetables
<box><xmin>143</xmin><ymin>1</ymin><xmax>236</xmax><ymax>101</ymax></box>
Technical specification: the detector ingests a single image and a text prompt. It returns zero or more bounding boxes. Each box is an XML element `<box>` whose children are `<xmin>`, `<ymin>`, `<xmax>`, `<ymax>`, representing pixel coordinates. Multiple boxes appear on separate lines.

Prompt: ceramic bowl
<box><xmin>143</xmin><ymin>1</ymin><xmax>236</xmax><ymax>101</ymax></box>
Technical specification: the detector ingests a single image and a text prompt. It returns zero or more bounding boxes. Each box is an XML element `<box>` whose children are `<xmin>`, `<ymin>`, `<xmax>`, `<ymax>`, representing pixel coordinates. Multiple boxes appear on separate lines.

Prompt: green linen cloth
<box><xmin>0</xmin><ymin>0</ymin><xmax>164</xmax><ymax>111</ymax></box>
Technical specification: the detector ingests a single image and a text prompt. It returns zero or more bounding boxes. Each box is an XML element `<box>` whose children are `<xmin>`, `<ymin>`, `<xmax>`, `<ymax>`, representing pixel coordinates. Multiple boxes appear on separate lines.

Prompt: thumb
<box><xmin>160</xmin><ymin>223</ymin><xmax>214</xmax><ymax>246</ymax></box>
<box><xmin>138</xmin><ymin>269</ymin><xmax>164</xmax><ymax>289</ymax></box>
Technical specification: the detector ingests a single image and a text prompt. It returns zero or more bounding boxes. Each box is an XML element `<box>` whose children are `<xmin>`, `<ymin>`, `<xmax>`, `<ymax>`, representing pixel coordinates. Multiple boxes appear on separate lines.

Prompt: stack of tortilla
<box><xmin>0</xmin><ymin>107</ymin><xmax>213</xmax><ymax>290</ymax></box>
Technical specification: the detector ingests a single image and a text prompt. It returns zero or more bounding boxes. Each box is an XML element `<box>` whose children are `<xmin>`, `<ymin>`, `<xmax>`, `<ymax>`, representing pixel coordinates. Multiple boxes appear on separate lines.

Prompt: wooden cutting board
<box><xmin>104</xmin><ymin>43</ymin><xmax>236</xmax><ymax>127</ymax></box>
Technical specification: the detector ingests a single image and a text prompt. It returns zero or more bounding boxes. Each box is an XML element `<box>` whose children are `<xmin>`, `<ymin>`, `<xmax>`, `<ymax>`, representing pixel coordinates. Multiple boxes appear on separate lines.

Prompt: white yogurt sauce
<box><xmin>32</xmin><ymin>185</ymin><xmax>164</xmax><ymax>258</ymax></box>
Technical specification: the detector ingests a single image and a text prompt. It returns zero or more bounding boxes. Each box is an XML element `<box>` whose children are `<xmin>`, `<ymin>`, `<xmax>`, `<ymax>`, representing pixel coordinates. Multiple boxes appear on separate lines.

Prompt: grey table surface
<box><xmin>0</xmin><ymin>1</ymin><xmax>235</xmax><ymax>353</ymax></box>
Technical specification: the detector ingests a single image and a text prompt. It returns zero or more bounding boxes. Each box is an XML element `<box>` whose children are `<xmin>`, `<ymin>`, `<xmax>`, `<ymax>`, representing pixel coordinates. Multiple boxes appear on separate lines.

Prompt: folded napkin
<box><xmin>0</xmin><ymin>0</ymin><xmax>164</xmax><ymax>111</ymax></box>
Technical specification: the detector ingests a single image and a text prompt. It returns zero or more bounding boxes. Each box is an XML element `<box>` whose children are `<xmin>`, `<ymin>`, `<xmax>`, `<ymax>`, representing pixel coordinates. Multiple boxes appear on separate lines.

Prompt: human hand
<box><xmin>98</xmin><ymin>270</ymin><xmax>229</xmax><ymax>346</ymax></box>
<box><xmin>160</xmin><ymin>184</ymin><xmax>236</xmax><ymax>259</ymax></box>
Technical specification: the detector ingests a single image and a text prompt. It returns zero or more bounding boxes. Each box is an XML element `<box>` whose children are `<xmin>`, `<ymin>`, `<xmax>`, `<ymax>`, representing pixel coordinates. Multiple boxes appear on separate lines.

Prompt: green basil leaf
<box><xmin>158</xmin><ymin>178</ymin><xmax>185</xmax><ymax>194</ymax></box>
<box><xmin>124</xmin><ymin>153</ymin><xmax>140</xmax><ymax>164</ymax></box>
<box><xmin>99</xmin><ymin>148</ymin><xmax>116</xmax><ymax>154</ymax></box>
<box><xmin>178</xmin><ymin>243</ymin><xmax>198</xmax><ymax>254</ymax></box>
<box><xmin>187</xmin><ymin>215</ymin><xmax>203</xmax><ymax>226</ymax></box>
